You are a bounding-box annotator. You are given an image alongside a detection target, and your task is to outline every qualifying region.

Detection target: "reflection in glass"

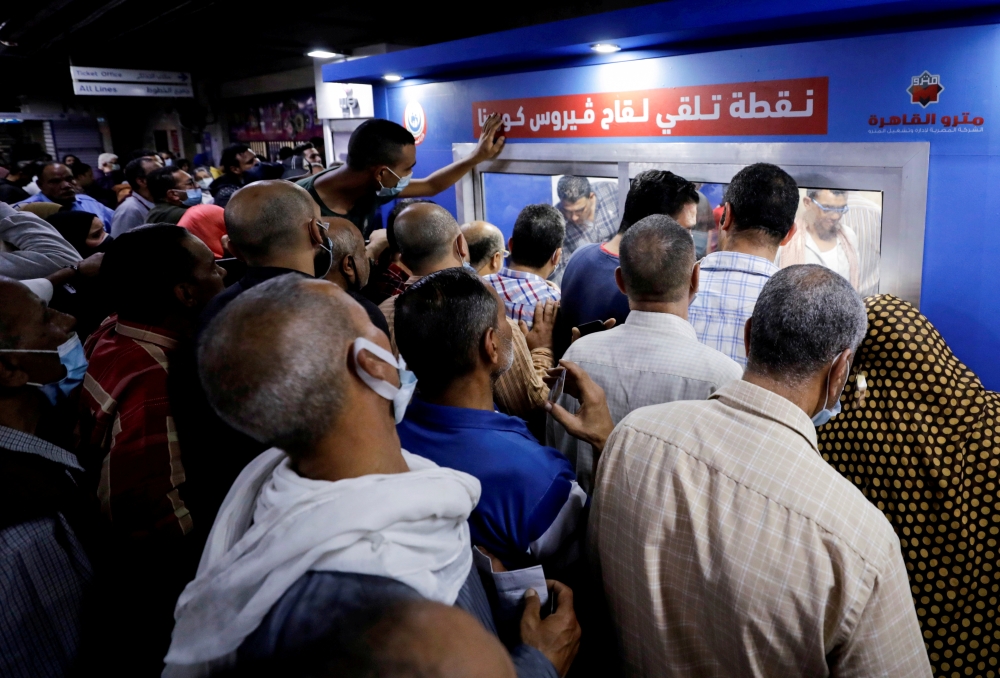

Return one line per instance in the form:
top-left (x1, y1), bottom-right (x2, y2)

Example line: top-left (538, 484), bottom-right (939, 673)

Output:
top-left (777, 188), bottom-right (883, 296)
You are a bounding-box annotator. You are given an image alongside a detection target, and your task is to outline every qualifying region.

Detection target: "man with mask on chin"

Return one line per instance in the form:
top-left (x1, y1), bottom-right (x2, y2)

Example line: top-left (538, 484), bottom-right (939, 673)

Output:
top-left (590, 265), bottom-right (930, 677)
top-left (0, 278), bottom-right (96, 678)
top-left (298, 115), bottom-right (506, 236)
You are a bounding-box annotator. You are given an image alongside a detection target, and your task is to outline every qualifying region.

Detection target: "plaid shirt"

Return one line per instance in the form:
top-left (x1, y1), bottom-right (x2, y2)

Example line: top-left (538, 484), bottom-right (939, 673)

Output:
top-left (551, 180), bottom-right (620, 285)
top-left (485, 267), bottom-right (561, 329)
top-left (590, 380), bottom-right (930, 677)
top-left (688, 251), bottom-right (778, 367)
top-left (79, 316), bottom-right (193, 540)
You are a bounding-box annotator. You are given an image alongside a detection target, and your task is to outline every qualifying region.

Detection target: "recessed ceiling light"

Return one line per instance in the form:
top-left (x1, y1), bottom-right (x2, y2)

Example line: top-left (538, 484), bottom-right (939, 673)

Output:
top-left (591, 43), bottom-right (621, 54)
top-left (383, 74), bottom-right (404, 82)
top-left (307, 50), bottom-right (340, 58)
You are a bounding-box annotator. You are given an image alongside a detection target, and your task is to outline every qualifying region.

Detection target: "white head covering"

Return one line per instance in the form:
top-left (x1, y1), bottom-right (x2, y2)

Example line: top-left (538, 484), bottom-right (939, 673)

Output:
top-left (163, 448), bottom-right (480, 673)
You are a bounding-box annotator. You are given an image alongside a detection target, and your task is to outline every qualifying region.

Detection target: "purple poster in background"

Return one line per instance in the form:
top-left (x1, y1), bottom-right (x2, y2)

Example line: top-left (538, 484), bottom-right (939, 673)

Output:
top-left (228, 91), bottom-right (324, 142)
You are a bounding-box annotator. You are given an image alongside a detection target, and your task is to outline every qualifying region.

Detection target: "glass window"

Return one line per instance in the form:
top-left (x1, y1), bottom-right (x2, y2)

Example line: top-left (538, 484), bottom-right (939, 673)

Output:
top-left (777, 188), bottom-right (883, 296)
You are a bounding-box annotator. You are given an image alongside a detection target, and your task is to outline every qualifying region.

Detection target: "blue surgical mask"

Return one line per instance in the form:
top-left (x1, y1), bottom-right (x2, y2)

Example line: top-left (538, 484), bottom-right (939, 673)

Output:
top-left (376, 167), bottom-right (412, 199)
top-left (182, 188), bottom-right (202, 207)
top-left (352, 337), bottom-right (417, 424)
top-left (0, 333), bottom-right (88, 406)
top-left (811, 361), bottom-right (844, 427)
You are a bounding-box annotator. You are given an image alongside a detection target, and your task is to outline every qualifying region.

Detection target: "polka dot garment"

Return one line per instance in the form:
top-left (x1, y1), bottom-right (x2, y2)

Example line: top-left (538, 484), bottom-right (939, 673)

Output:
top-left (819, 295), bottom-right (999, 677)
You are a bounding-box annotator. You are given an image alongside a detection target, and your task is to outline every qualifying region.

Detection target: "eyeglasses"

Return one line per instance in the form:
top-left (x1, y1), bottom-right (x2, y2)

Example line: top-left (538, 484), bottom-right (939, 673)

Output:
top-left (501, 249), bottom-right (511, 258)
top-left (809, 199), bottom-right (849, 215)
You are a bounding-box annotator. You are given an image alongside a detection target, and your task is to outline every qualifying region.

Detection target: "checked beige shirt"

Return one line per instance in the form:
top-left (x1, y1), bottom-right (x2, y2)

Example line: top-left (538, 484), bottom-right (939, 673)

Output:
top-left (590, 379), bottom-right (931, 678)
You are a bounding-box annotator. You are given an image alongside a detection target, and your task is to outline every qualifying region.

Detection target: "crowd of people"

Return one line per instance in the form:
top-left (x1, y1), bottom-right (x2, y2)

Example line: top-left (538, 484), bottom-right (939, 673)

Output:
top-left (1, 111), bottom-right (997, 678)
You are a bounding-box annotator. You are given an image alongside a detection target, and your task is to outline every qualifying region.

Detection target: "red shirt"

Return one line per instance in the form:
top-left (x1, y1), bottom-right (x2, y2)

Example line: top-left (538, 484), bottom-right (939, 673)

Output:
top-left (79, 316), bottom-right (193, 540)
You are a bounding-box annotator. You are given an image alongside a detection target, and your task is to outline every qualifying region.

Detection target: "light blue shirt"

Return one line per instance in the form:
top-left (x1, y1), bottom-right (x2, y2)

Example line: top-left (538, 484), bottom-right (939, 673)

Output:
top-left (16, 192), bottom-right (115, 232)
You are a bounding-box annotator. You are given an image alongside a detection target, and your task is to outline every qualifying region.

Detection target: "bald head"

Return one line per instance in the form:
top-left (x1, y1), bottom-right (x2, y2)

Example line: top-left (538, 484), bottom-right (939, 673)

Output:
top-left (394, 203), bottom-right (463, 275)
top-left (225, 180), bottom-right (318, 262)
top-left (198, 275), bottom-right (368, 458)
top-left (462, 221), bottom-right (505, 274)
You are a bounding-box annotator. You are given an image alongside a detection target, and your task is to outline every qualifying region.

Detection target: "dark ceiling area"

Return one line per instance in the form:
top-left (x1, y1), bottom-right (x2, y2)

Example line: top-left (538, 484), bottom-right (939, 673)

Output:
top-left (0, 0), bottom-right (661, 100)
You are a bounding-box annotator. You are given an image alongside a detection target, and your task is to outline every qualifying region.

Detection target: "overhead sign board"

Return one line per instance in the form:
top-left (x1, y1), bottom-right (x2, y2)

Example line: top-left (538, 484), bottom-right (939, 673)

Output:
top-left (72, 81), bottom-right (194, 98)
top-left (316, 82), bottom-right (374, 119)
top-left (69, 66), bottom-right (191, 84)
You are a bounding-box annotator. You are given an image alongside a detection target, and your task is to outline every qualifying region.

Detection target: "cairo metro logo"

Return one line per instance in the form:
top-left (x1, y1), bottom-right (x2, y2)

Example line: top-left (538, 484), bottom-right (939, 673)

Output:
top-left (907, 71), bottom-right (944, 108)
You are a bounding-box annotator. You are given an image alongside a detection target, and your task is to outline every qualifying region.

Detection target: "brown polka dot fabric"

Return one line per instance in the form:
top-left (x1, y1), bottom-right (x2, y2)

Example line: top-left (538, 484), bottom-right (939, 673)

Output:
top-left (818, 295), bottom-right (999, 677)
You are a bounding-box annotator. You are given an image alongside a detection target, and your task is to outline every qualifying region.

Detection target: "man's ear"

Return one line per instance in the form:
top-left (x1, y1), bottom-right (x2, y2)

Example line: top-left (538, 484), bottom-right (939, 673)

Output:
top-left (482, 326), bottom-right (500, 368)
top-left (340, 255), bottom-right (357, 285)
top-left (778, 221), bottom-right (798, 247)
top-left (743, 317), bottom-right (752, 358)
top-left (551, 247), bottom-right (562, 268)
top-left (174, 282), bottom-right (201, 309)
top-left (614, 267), bottom-right (627, 295)
top-left (830, 347), bottom-right (853, 400)
top-left (689, 260), bottom-right (700, 299)
top-left (352, 345), bottom-right (400, 387)
top-left (720, 202), bottom-right (734, 232)
top-left (456, 232), bottom-right (470, 262)
top-left (0, 357), bottom-right (30, 389)
top-left (307, 218), bottom-right (323, 248)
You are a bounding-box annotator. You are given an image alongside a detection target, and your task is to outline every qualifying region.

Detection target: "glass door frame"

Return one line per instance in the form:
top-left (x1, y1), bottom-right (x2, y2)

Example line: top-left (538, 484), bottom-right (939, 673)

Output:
top-left (454, 141), bottom-right (929, 306)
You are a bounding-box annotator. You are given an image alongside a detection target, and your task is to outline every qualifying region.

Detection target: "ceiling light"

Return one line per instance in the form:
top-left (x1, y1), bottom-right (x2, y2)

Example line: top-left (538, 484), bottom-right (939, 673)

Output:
top-left (591, 43), bottom-right (621, 54)
top-left (383, 74), bottom-right (403, 82)
top-left (307, 50), bottom-right (340, 59)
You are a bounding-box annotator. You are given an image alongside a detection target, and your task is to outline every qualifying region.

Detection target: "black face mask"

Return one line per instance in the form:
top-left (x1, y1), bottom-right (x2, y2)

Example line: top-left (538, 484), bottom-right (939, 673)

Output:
top-left (313, 234), bottom-right (333, 279)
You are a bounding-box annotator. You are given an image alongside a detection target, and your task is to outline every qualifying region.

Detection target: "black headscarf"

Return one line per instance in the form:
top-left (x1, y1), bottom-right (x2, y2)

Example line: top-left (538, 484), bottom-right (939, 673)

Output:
top-left (45, 210), bottom-right (112, 258)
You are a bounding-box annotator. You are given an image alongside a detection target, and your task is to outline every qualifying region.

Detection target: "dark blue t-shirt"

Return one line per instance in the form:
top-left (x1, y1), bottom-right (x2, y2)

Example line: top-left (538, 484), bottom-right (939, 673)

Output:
top-left (559, 243), bottom-right (631, 334)
top-left (397, 398), bottom-right (582, 569)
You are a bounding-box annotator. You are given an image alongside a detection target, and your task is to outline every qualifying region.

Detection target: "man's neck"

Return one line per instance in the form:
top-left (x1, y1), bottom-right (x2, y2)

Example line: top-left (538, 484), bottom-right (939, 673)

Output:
top-left (742, 369), bottom-right (824, 418)
top-left (295, 409), bottom-right (410, 482)
top-left (0, 390), bottom-right (44, 435)
top-left (248, 251), bottom-right (316, 277)
top-left (723, 233), bottom-right (779, 262)
top-left (409, 257), bottom-right (463, 278)
top-left (507, 262), bottom-right (551, 279)
top-left (806, 223), bottom-right (838, 251)
top-left (603, 233), bottom-right (622, 255)
top-left (423, 370), bottom-right (495, 412)
top-left (628, 298), bottom-right (689, 321)
top-left (136, 188), bottom-right (153, 201)
top-left (313, 166), bottom-right (373, 214)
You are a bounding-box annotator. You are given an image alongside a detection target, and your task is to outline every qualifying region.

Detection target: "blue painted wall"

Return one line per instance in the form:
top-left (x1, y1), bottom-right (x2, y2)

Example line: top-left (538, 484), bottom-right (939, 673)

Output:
top-left (380, 25), bottom-right (1000, 388)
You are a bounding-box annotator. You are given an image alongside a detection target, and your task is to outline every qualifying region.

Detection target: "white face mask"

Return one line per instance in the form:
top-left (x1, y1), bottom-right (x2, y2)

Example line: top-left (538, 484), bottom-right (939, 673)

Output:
top-left (352, 337), bottom-right (417, 424)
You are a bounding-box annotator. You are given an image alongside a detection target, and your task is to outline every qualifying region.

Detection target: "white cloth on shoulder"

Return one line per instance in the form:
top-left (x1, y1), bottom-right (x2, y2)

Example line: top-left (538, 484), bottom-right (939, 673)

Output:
top-left (163, 447), bottom-right (480, 673)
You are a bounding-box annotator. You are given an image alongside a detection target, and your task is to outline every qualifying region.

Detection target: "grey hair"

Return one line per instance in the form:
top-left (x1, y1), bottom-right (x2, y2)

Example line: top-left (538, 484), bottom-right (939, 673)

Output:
top-left (465, 226), bottom-right (505, 270)
top-left (224, 180), bottom-right (316, 261)
top-left (394, 204), bottom-right (460, 271)
top-left (747, 264), bottom-right (867, 383)
top-left (198, 274), bottom-right (357, 458)
top-left (619, 214), bottom-right (694, 302)
top-left (556, 176), bottom-right (592, 203)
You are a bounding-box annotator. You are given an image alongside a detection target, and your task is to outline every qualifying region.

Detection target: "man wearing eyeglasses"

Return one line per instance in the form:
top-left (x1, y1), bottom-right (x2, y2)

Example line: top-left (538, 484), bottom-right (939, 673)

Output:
top-left (778, 189), bottom-right (860, 288)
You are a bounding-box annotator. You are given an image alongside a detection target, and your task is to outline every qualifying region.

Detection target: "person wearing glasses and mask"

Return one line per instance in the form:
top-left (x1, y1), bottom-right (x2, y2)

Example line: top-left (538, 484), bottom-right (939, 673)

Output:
top-left (778, 188), bottom-right (860, 288)
top-left (297, 116), bottom-right (506, 238)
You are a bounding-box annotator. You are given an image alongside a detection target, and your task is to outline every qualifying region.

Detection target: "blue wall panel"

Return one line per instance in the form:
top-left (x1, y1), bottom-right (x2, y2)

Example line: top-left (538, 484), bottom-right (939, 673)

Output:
top-left (384, 25), bottom-right (1000, 387)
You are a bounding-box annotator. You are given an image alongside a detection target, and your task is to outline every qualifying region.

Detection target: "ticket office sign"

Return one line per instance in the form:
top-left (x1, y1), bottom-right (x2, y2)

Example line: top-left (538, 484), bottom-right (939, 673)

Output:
top-left (473, 77), bottom-right (828, 138)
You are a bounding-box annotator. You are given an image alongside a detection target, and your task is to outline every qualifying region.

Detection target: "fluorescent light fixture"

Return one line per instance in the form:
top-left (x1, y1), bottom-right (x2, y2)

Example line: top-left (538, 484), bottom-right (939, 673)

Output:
top-left (591, 43), bottom-right (621, 54)
top-left (383, 74), bottom-right (403, 82)
top-left (307, 50), bottom-right (340, 58)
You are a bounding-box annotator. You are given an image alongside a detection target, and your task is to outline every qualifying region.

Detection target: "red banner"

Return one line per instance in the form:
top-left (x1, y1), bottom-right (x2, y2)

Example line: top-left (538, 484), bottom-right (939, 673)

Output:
top-left (473, 77), bottom-right (827, 138)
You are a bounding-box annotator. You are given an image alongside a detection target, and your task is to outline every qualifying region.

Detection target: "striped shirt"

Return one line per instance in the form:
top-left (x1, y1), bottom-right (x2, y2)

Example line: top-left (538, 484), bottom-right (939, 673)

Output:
top-left (551, 180), bottom-right (620, 285)
top-left (590, 380), bottom-right (931, 677)
top-left (688, 251), bottom-right (778, 367)
top-left (79, 316), bottom-right (193, 540)
top-left (842, 194), bottom-right (882, 297)
top-left (485, 267), bottom-right (561, 329)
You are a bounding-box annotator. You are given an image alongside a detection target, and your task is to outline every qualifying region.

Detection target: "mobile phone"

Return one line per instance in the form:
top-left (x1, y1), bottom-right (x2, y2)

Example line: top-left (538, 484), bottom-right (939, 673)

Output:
top-left (575, 319), bottom-right (607, 338)
top-left (548, 367), bottom-right (566, 403)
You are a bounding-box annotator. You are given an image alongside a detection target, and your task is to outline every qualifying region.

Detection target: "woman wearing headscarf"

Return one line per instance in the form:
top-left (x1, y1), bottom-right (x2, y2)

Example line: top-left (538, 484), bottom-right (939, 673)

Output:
top-left (43, 210), bottom-right (114, 339)
top-left (819, 294), bottom-right (999, 678)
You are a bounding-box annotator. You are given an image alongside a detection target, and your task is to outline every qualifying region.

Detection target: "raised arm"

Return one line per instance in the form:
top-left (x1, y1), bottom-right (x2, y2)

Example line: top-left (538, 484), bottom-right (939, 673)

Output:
top-left (0, 203), bottom-right (81, 280)
top-left (400, 114), bottom-right (506, 197)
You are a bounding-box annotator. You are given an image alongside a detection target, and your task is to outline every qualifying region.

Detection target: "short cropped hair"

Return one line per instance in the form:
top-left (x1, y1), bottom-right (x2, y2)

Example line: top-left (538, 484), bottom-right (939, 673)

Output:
top-left (198, 275), bottom-right (357, 457)
top-left (620, 170), bottom-right (699, 234)
top-left (147, 166), bottom-right (184, 201)
top-left (395, 268), bottom-right (499, 397)
top-left (347, 119), bottom-right (414, 171)
top-left (747, 264), bottom-right (867, 383)
top-left (393, 204), bottom-right (460, 271)
top-left (224, 181), bottom-right (317, 260)
top-left (220, 144), bottom-right (252, 173)
top-left (70, 162), bottom-right (92, 178)
top-left (556, 176), bottom-right (592, 203)
top-left (386, 198), bottom-right (434, 254)
top-left (466, 227), bottom-right (504, 271)
top-left (724, 163), bottom-right (799, 243)
top-left (509, 204), bottom-right (565, 268)
top-left (124, 156), bottom-right (156, 190)
top-left (100, 224), bottom-right (198, 324)
top-left (619, 215), bottom-right (695, 302)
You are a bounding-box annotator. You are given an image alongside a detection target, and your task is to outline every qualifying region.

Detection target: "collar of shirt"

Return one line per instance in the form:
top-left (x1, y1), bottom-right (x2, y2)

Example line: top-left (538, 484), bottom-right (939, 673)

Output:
top-left (115, 319), bottom-right (181, 351)
top-left (131, 193), bottom-right (155, 210)
top-left (494, 266), bottom-right (548, 285)
top-left (0, 425), bottom-right (83, 471)
top-left (699, 251), bottom-right (779, 277)
top-left (622, 310), bottom-right (698, 341)
top-left (803, 231), bottom-right (840, 257)
top-left (242, 266), bottom-right (311, 288)
top-left (709, 380), bottom-right (819, 453)
top-left (403, 397), bottom-right (535, 439)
